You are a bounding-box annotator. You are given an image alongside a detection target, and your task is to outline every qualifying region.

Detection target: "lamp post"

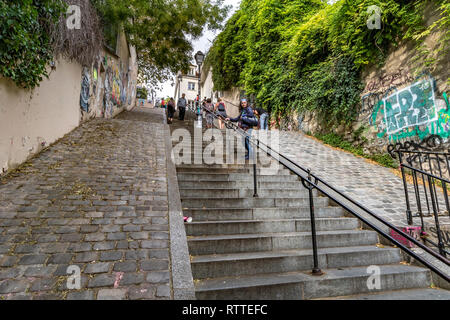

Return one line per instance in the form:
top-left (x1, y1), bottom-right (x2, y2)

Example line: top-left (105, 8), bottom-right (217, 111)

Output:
top-left (177, 74), bottom-right (182, 101)
top-left (194, 51), bottom-right (205, 127)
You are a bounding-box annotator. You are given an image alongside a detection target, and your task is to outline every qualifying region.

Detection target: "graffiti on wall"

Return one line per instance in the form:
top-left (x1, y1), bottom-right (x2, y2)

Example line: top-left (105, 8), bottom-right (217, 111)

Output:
top-left (381, 78), bottom-right (437, 135)
top-left (367, 74), bottom-right (450, 148)
top-left (79, 54), bottom-right (136, 119)
top-left (363, 68), bottom-right (415, 95)
top-left (103, 66), bottom-right (114, 117)
top-left (80, 67), bottom-right (90, 112)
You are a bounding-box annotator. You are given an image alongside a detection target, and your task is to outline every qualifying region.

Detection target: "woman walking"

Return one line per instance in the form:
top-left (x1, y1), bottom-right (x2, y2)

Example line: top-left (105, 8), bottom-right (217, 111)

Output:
top-left (167, 97), bottom-right (175, 124)
top-left (226, 98), bottom-right (258, 160)
top-left (204, 98), bottom-right (215, 129)
top-left (214, 98), bottom-right (228, 129)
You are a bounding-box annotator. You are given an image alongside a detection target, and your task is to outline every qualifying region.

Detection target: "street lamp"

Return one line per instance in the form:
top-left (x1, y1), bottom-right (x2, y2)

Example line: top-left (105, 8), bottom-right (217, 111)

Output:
top-left (177, 74), bottom-right (182, 101)
top-left (194, 51), bottom-right (205, 126)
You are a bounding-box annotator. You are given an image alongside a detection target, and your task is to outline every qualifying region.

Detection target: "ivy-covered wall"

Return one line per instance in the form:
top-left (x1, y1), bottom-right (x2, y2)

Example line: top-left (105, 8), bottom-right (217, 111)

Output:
top-left (205, 0), bottom-right (449, 159)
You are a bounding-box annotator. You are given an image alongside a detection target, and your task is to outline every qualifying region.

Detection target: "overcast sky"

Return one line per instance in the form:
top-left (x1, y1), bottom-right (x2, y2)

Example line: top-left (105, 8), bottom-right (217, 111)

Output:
top-left (155, 0), bottom-right (241, 99)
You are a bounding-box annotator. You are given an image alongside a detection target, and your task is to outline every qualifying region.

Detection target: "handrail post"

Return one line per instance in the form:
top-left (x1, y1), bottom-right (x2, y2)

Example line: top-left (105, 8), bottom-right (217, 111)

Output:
top-left (428, 175), bottom-right (447, 257)
top-left (253, 139), bottom-right (258, 198)
top-left (303, 169), bottom-right (322, 276)
top-left (398, 152), bottom-right (413, 225)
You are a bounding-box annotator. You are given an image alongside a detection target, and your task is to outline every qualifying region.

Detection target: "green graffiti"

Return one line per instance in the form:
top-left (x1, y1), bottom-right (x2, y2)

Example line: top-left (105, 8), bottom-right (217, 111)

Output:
top-left (370, 78), bottom-right (450, 142)
top-left (443, 92), bottom-right (449, 110)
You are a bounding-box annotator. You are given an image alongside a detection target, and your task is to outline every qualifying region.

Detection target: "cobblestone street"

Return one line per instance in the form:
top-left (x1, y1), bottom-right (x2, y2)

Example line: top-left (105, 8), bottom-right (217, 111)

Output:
top-left (0, 108), bottom-right (173, 300)
top-left (276, 130), bottom-right (450, 228)
top-left (274, 130), bottom-right (450, 281)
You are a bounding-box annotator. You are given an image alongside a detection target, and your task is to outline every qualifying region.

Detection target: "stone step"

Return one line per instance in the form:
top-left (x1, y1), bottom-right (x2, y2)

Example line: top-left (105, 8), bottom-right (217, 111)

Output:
top-left (176, 167), bottom-right (291, 175)
top-left (191, 246), bottom-right (403, 279)
top-left (179, 188), bottom-right (317, 199)
top-left (172, 142), bottom-right (248, 149)
top-left (327, 288), bottom-right (450, 300)
top-left (180, 197), bottom-right (330, 209)
top-left (177, 173), bottom-right (299, 182)
top-left (194, 265), bottom-right (431, 300)
top-left (178, 180), bottom-right (304, 189)
top-left (187, 230), bottom-right (379, 255)
top-left (182, 207), bottom-right (346, 221)
top-left (185, 217), bottom-right (360, 236)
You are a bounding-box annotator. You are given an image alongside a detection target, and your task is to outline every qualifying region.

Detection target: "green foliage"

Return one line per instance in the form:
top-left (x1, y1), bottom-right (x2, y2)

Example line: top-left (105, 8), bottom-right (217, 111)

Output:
top-left (207, 0), bottom-right (448, 125)
top-left (315, 132), bottom-right (397, 168)
top-left (136, 87), bottom-right (148, 99)
top-left (92, 0), bottom-right (231, 90)
top-left (0, 0), bottom-right (65, 89)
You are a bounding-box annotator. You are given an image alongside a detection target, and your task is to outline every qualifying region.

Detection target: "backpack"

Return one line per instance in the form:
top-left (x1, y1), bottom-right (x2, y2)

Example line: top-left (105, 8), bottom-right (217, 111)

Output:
top-left (241, 114), bottom-right (258, 127)
top-left (218, 103), bottom-right (225, 112)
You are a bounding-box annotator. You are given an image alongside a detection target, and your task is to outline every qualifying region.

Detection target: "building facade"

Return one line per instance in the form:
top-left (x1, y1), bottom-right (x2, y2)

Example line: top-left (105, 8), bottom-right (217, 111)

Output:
top-left (174, 64), bottom-right (201, 107)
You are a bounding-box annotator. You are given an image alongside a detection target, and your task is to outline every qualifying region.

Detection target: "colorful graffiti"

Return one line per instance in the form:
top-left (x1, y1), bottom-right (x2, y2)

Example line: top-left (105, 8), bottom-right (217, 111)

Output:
top-left (103, 66), bottom-right (114, 117)
top-left (79, 54), bottom-right (135, 118)
top-left (370, 75), bottom-right (450, 144)
top-left (80, 67), bottom-right (90, 112)
top-left (384, 78), bottom-right (436, 134)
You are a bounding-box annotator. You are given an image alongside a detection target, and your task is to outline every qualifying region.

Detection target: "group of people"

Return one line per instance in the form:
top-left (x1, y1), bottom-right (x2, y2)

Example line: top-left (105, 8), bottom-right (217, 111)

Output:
top-left (163, 94), bottom-right (188, 124)
top-left (202, 97), bottom-right (268, 131)
top-left (163, 94), bottom-right (269, 161)
top-left (203, 97), bottom-right (269, 160)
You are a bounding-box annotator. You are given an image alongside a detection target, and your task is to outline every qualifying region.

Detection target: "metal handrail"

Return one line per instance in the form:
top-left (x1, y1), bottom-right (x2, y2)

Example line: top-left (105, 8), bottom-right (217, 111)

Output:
top-left (194, 106), bottom-right (450, 282)
top-left (401, 163), bottom-right (450, 184)
top-left (395, 150), bottom-right (450, 156)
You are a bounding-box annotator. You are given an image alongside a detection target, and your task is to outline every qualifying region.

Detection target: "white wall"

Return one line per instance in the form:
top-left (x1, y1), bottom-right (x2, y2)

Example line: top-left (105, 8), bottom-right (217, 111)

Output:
top-left (176, 76), bottom-right (199, 104)
top-left (0, 59), bottom-right (82, 173)
top-left (0, 33), bottom-right (138, 174)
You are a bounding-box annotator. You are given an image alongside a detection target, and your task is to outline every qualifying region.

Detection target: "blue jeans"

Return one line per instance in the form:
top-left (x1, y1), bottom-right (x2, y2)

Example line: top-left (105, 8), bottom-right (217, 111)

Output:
top-left (244, 129), bottom-right (253, 160)
top-left (260, 113), bottom-right (268, 130)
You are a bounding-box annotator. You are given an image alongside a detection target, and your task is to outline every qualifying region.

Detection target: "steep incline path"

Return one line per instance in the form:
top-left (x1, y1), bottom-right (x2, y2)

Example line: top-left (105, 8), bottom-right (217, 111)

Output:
top-left (171, 113), bottom-right (450, 299)
top-left (277, 130), bottom-right (450, 228)
top-left (0, 107), bottom-right (174, 300)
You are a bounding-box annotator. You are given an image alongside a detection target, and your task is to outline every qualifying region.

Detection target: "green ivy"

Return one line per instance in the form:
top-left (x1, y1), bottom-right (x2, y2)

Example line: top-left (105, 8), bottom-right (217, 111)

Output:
top-left (207, 0), bottom-right (448, 125)
top-left (0, 0), bottom-right (65, 89)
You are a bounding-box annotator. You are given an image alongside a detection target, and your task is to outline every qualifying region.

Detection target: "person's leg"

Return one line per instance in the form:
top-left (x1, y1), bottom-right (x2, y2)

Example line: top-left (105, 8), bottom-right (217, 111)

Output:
top-left (247, 129), bottom-right (253, 160)
top-left (244, 134), bottom-right (249, 160)
top-left (260, 114), bottom-right (268, 130)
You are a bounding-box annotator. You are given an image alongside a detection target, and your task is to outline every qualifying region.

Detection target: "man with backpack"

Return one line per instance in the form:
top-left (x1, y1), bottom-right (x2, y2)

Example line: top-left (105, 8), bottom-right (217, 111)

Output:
top-left (226, 98), bottom-right (258, 161)
top-left (214, 98), bottom-right (228, 129)
top-left (177, 93), bottom-right (187, 121)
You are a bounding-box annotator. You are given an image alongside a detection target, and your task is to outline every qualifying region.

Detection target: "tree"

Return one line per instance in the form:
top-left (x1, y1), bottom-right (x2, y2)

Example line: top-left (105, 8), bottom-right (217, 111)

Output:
top-left (91, 0), bottom-right (231, 90)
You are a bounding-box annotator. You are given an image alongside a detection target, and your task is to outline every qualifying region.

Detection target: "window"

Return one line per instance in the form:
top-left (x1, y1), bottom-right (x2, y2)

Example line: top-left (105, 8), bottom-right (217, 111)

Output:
top-left (188, 82), bottom-right (196, 91)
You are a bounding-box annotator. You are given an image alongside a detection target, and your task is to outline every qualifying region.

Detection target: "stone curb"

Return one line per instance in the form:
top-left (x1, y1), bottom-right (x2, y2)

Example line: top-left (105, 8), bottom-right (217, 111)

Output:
top-left (162, 109), bottom-right (196, 300)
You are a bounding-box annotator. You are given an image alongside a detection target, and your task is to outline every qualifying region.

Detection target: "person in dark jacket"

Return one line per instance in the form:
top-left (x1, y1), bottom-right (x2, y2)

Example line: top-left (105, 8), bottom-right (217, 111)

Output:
top-left (226, 99), bottom-right (257, 160)
top-left (167, 98), bottom-right (175, 124)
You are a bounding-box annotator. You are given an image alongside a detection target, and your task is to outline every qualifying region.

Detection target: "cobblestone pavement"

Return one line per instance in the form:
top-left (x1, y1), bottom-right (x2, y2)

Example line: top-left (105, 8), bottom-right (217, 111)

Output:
top-left (0, 108), bottom-right (172, 300)
top-left (274, 130), bottom-right (450, 229)
top-left (272, 129), bottom-right (449, 280)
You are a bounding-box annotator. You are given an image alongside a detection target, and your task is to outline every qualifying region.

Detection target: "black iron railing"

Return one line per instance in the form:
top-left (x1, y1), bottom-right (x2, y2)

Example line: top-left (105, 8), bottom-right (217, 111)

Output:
top-left (190, 106), bottom-right (450, 282)
top-left (396, 150), bottom-right (450, 258)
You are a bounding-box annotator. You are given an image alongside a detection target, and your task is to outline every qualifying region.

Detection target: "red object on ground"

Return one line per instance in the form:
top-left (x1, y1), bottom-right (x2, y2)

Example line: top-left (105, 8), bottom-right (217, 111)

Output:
top-left (390, 226), bottom-right (422, 248)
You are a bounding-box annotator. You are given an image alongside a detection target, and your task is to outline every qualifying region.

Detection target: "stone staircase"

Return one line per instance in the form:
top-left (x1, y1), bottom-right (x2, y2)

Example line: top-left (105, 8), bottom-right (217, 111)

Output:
top-left (169, 116), bottom-right (450, 300)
